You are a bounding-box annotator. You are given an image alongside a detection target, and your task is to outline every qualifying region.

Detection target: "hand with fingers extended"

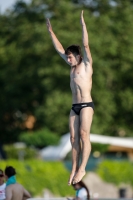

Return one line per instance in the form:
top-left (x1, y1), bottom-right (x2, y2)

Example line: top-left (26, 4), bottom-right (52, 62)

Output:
top-left (46, 18), bottom-right (53, 33)
top-left (80, 10), bottom-right (85, 26)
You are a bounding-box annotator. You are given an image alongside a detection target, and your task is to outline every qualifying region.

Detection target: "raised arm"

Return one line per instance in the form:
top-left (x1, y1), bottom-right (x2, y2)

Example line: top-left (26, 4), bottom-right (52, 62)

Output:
top-left (80, 10), bottom-right (92, 66)
top-left (46, 18), bottom-right (67, 63)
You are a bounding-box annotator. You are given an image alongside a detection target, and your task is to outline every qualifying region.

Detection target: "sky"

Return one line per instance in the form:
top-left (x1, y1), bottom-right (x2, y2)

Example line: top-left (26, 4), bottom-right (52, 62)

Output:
top-left (0, 0), bottom-right (30, 13)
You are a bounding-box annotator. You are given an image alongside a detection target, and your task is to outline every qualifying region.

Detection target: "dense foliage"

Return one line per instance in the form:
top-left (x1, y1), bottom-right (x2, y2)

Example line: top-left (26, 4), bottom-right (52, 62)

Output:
top-left (0, 159), bottom-right (74, 197)
top-left (3, 145), bottom-right (37, 159)
top-left (91, 143), bottom-right (109, 153)
top-left (1, 159), bottom-right (132, 197)
top-left (19, 128), bottom-right (60, 148)
top-left (97, 160), bottom-right (133, 186)
top-left (0, 0), bottom-right (133, 144)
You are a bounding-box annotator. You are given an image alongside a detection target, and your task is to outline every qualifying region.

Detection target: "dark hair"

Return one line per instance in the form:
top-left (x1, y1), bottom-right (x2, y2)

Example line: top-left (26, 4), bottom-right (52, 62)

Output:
top-left (72, 180), bottom-right (90, 200)
top-left (65, 45), bottom-right (82, 57)
top-left (5, 166), bottom-right (16, 178)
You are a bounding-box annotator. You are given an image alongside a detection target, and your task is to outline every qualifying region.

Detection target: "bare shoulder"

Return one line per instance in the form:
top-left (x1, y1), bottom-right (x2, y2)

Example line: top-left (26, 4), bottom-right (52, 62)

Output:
top-left (13, 183), bottom-right (22, 187)
top-left (7, 183), bottom-right (23, 190)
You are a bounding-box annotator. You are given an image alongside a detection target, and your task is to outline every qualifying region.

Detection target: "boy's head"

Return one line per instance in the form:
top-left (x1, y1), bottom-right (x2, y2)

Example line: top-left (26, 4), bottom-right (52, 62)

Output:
top-left (5, 166), bottom-right (16, 178)
top-left (65, 45), bottom-right (82, 57)
top-left (65, 45), bottom-right (82, 66)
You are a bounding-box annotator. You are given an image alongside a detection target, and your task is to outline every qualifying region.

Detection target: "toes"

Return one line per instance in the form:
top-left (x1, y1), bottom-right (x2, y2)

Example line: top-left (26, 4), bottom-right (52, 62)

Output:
top-left (72, 171), bottom-right (86, 184)
top-left (73, 179), bottom-right (78, 184)
top-left (68, 172), bottom-right (76, 185)
top-left (68, 177), bottom-right (73, 185)
top-left (68, 180), bottom-right (71, 185)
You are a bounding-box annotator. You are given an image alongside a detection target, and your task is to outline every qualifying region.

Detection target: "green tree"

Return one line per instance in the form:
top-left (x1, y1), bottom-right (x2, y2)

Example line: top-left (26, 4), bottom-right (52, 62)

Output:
top-left (0, 0), bottom-right (133, 144)
top-left (19, 128), bottom-right (60, 148)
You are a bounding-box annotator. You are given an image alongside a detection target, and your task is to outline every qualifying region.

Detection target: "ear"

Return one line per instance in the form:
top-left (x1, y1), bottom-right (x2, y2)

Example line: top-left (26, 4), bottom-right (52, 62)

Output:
top-left (76, 55), bottom-right (80, 60)
top-left (77, 55), bottom-right (82, 64)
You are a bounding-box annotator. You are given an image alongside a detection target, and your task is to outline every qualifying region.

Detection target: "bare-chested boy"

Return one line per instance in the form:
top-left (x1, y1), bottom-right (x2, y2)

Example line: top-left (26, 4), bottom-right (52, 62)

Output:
top-left (46, 10), bottom-right (94, 185)
top-left (5, 166), bottom-right (31, 200)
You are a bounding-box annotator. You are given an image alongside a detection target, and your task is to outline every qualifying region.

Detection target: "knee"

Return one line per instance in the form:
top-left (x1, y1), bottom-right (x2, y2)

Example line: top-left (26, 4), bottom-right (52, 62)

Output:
top-left (80, 129), bottom-right (89, 141)
top-left (70, 136), bottom-right (74, 144)
top-left (70, 136), bottom-right (78, 146)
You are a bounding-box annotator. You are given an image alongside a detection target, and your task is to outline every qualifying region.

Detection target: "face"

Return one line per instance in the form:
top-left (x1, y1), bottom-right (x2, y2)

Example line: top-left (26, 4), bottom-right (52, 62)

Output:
top-left (0, 174), bottom-right (5, 185)
top-left (72, 183), bottom-right (81, 190)
top-left (66, 53), bottom-right (80, 66)
top-left (4, 174), bottom-right (8, 181)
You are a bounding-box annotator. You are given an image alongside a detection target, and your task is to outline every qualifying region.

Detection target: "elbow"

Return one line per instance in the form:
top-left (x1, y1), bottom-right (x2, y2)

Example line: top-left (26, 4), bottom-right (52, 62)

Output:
top-left (83, 44), bottom-right (89, 48)
top-left (28, 193), bottom-right (32, 198)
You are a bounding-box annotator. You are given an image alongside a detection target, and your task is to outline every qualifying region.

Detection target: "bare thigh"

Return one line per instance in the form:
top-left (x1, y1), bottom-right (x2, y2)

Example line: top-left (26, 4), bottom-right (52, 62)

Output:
top-left (80, 107), bottom-right (94, 134)
top-left (69, 110), bottom-right (80, 142)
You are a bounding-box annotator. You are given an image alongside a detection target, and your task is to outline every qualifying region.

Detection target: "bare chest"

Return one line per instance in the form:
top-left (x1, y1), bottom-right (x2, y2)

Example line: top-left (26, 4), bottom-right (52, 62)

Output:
top-left (70, 65), bottom-right (89, 80)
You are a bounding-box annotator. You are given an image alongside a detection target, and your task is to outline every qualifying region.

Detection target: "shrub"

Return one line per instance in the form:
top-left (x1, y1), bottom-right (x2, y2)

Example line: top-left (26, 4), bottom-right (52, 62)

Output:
top-left (4, 145), bottom-right (37, 159)
top-left (0, 160), bottom-right (73, 197)
top-left (19, 128), bottom-right (60, 148)
top-left (97, 160), bottom-right (133, 186)
top-left (91, 143), bottom-right (109, 153)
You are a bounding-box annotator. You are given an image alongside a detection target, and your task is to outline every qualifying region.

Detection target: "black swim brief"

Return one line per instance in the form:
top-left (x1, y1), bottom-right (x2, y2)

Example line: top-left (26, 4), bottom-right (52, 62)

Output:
top-left (71, 102), bottom-right (94, 115)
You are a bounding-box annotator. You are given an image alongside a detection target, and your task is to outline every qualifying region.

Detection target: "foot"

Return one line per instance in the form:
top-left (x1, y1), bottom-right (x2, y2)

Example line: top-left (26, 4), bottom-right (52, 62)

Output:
top-left (72, 169), bottom-right (86, 184)
top-left (68, 171), bottom-right (76, 185)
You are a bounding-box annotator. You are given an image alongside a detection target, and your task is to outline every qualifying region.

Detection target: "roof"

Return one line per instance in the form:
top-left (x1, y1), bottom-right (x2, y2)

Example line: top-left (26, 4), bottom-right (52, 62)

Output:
top-left (90, 134), bottom-right (133, 148)
top-left (40, 133), bottom-right (133, 160)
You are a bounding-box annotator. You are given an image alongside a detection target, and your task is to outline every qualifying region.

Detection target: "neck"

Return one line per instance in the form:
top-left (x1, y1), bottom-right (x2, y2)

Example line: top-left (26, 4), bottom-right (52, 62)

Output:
top-left (6, 175), bottom-right (16, 186)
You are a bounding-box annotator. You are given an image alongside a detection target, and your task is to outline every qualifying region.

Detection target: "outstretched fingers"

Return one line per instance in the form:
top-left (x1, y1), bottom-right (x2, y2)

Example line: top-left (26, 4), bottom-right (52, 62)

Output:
top-left (46, 18), bottom-right (52, 32)
top-left (80, 10), bottom-right (85, 25)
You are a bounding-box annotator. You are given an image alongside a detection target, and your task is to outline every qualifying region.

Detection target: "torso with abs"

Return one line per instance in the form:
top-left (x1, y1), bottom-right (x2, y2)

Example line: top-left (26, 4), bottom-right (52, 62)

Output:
top-left (70, 61), bottom-right (93, 104)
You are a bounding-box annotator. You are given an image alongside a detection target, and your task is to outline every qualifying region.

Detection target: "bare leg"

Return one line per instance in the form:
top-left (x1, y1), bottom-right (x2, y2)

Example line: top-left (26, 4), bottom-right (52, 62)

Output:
top-left (68, 110), bottom-right (80, 185)
top-left (73, 107), bottom-right (93, 184)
